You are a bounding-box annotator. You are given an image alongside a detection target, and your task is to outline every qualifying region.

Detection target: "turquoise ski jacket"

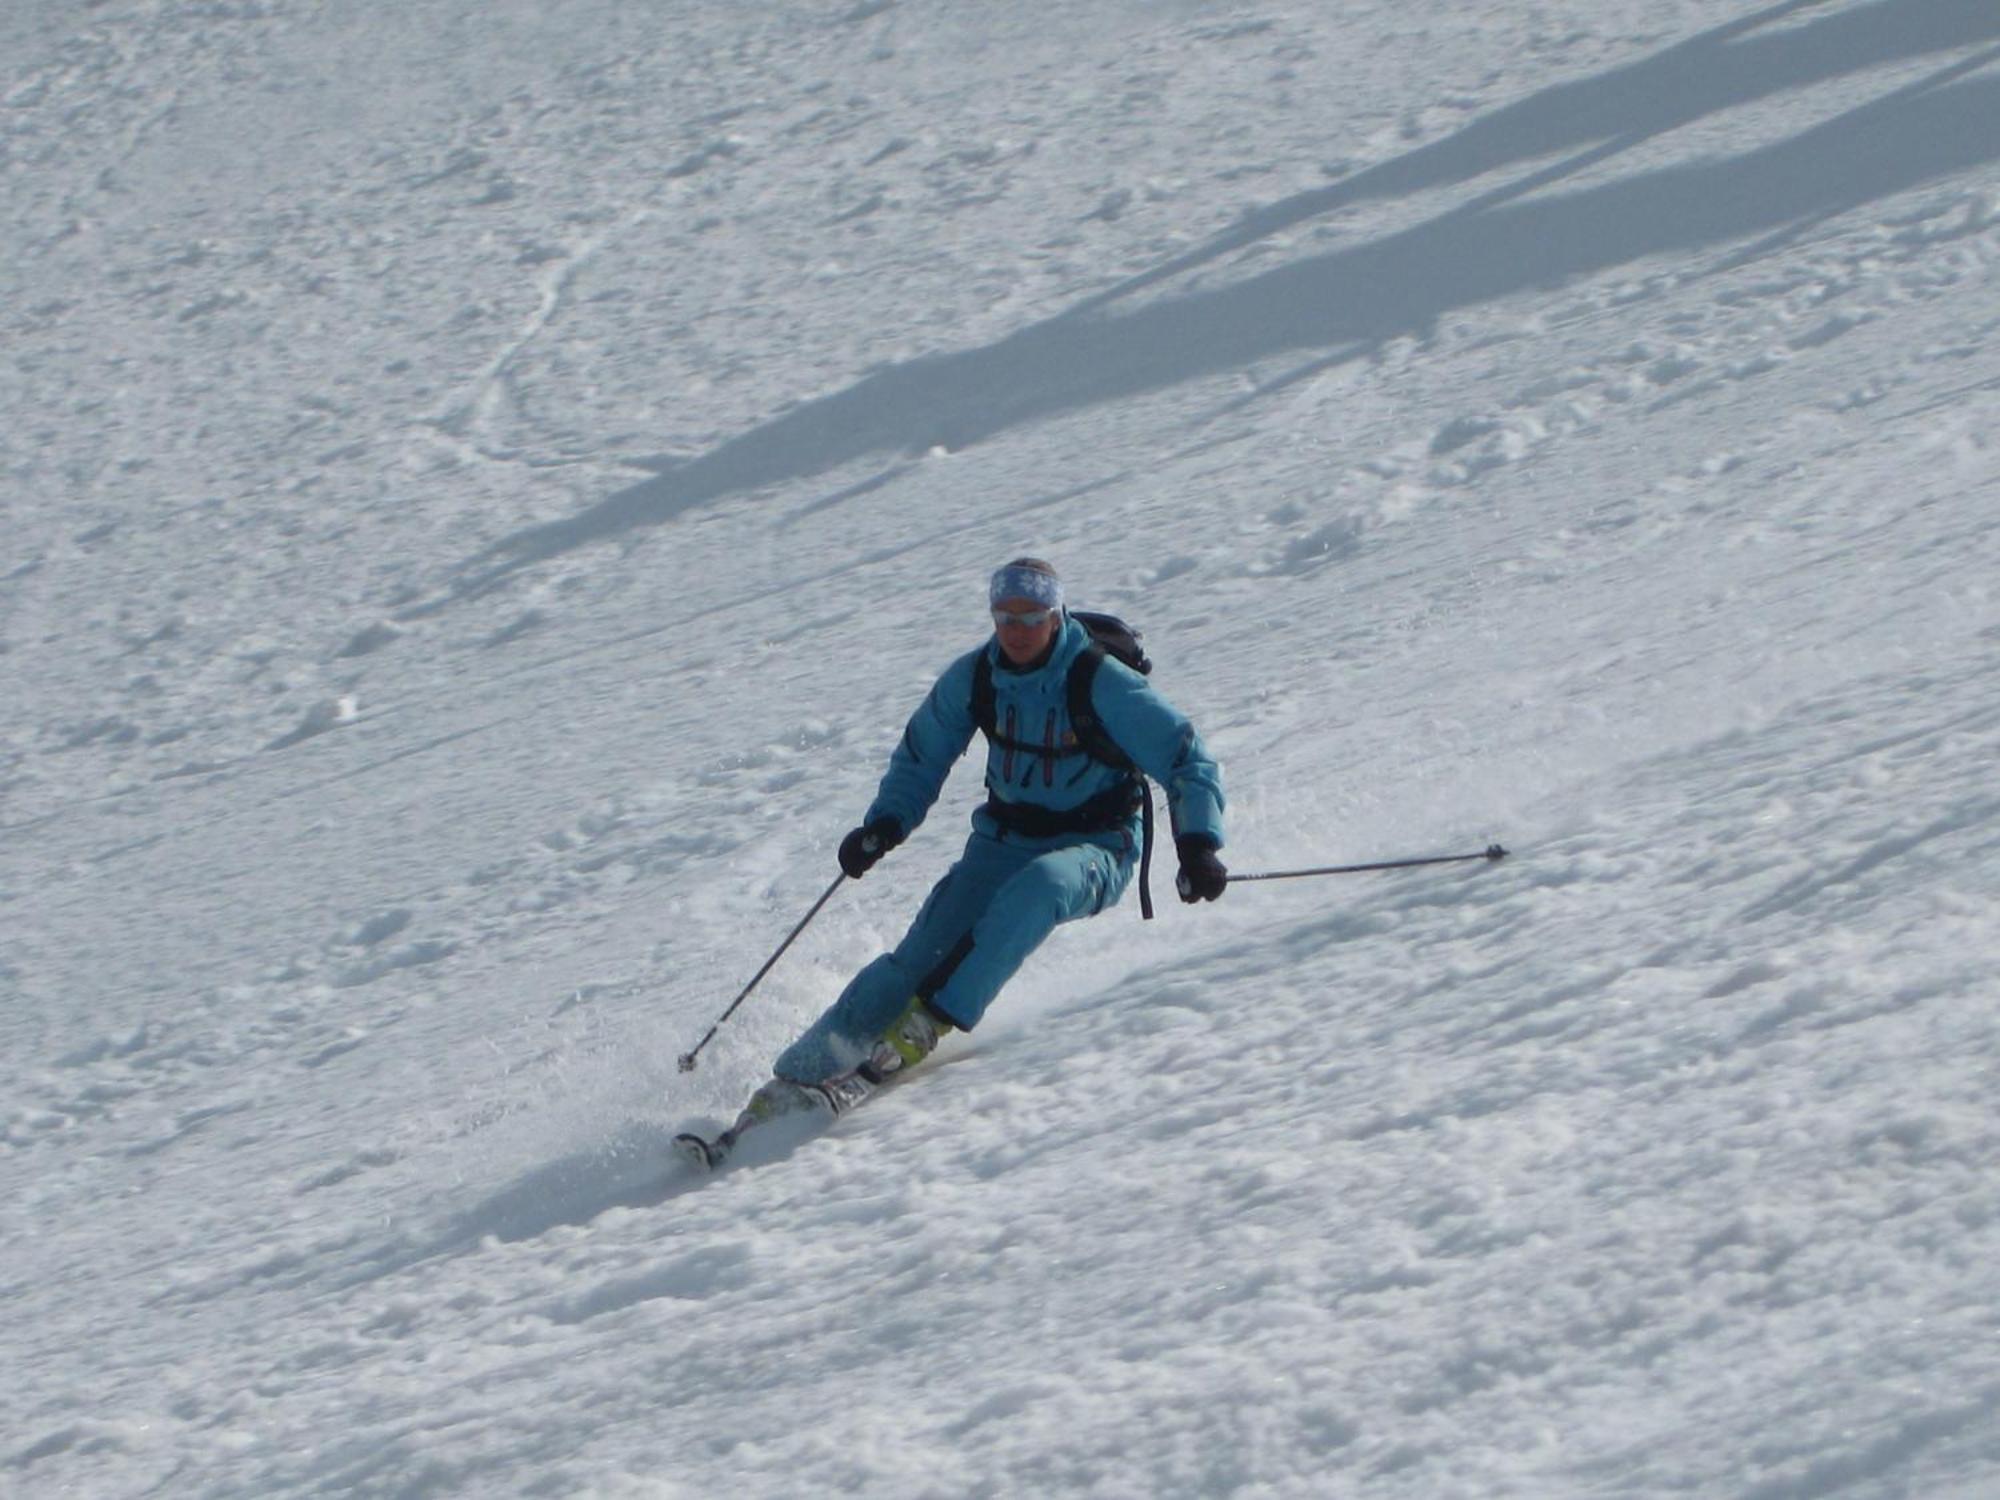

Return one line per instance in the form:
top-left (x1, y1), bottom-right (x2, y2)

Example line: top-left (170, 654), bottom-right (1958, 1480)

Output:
top-left (864, 614), bottom-right (1226, 852)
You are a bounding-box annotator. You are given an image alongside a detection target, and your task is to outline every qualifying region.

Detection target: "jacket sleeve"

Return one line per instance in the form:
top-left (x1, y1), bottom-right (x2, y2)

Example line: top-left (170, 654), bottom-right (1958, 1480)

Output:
top-left (864, 649), bottom-right (981, 837)
top-left (1089, 661), bottom-right (1227, 847)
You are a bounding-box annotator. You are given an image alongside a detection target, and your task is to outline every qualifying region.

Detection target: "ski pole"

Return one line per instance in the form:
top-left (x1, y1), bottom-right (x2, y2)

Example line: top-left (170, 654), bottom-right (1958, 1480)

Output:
top-left (1230, 843), bottom-right (1509, 883)
top-left (677, 871), bottom-right (848, 1072)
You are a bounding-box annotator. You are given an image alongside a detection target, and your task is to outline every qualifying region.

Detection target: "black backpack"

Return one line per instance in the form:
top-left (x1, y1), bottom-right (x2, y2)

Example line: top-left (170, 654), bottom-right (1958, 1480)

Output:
top-left (969, 611), bottom-right (1164, 918)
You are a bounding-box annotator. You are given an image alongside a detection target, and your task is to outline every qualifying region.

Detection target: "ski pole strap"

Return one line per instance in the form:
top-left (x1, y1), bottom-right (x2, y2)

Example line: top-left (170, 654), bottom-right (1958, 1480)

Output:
top-left (1231, 844), bottom-right (1508, 883)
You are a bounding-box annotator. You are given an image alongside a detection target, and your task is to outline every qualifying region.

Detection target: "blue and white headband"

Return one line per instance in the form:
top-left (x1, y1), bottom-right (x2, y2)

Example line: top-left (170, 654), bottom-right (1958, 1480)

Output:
top-left (989, 559), bottom-right (1064, 611)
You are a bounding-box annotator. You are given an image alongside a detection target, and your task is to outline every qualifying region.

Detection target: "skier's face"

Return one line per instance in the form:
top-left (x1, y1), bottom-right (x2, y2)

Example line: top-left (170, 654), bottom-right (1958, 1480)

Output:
top-left (992, 597), bottom-right (1060, 665)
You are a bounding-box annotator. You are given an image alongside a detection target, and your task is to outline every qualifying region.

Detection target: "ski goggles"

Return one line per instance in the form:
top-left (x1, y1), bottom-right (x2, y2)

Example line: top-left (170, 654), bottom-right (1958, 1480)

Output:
top-left (992, 606), bottom-right (1058, 628)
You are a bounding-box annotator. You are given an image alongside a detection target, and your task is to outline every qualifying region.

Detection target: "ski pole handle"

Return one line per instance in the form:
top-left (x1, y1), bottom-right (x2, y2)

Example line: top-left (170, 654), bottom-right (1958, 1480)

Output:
top-left (1231, 844), bottom-right (1508, 883)
top-left (678, 871), bottom-right (848, 1072)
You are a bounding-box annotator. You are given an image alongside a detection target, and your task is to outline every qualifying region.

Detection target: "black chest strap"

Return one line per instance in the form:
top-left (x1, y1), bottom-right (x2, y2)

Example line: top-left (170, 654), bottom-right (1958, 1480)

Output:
top-left (971, 646), bottom-right (1157, 919)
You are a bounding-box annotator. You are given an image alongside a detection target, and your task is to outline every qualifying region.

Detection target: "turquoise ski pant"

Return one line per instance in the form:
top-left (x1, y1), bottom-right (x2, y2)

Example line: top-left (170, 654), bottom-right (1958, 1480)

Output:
top-left (773, 827), bottom-right (1135, 1084)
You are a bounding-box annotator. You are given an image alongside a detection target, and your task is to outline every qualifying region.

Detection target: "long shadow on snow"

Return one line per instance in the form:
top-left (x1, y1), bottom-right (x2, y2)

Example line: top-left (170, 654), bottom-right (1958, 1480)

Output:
top-left (332, 1122), bottom-right (710, 1289)
top-left (453, 31), bottom-right (2000, 597)
top-left (334, 1098), bottom-right (890, 1290)
top-left (1069, 0), bottom-right (2000, 316)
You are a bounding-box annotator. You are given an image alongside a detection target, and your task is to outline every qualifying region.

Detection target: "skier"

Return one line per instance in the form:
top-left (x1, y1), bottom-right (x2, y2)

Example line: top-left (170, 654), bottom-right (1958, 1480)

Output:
top-left (732, 557), bottom-right (1228, 1131)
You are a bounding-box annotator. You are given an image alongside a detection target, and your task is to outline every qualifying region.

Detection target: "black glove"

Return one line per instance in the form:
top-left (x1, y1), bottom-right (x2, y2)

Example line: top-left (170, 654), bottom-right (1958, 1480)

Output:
top-left (1175, 834), bottom-right (1228, 903)
top-left (838, 817), bottom-right (905, 879)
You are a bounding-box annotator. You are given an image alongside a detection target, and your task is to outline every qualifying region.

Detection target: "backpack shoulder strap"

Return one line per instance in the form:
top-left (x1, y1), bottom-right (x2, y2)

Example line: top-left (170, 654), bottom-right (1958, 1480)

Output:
top-left (970, 648), bottom-right (997, 739)
top-left (1067, 644), bottom-right (1158, 919)
top-left (1065, 644), bottom-right (1133, 771)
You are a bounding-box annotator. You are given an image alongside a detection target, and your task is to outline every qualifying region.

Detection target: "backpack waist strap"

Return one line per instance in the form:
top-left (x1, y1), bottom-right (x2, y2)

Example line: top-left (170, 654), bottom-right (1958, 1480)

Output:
top-left (982, 778), bottom-right (1142, 838)
top-left (982, 779), bottom-right (1158, 920)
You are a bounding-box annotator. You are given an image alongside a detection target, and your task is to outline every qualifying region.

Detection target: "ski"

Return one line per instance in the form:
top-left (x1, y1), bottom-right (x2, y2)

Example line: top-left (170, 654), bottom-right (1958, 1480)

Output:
top-left (675, 1066), bottom-right (887, 1174)
top-left (672, 1131), bottom-right (728, 1171)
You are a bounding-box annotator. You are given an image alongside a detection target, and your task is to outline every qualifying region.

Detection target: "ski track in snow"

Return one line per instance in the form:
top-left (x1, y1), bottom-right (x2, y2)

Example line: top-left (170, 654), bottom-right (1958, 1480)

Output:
top-left (6, 1), bottom-right (2000, 1496)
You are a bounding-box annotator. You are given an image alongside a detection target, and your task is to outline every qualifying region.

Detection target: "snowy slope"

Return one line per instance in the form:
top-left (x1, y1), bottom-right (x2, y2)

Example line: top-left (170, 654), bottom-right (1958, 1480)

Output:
top-left (6, 1), bottom-right (2000, 1495)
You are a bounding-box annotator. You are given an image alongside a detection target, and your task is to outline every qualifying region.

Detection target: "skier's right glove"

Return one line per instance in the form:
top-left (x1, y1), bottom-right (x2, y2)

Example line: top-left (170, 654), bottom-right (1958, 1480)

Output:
top-left (838, 817), bottom-right (905, 879)
top-left (1175, 834), bottom-right (1229, 903)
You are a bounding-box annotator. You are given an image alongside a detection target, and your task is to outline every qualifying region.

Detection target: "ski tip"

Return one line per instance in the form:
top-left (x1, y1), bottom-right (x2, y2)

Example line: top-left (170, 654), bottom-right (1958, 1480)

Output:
top-left (673, 1132), bottom-right (721, 1172)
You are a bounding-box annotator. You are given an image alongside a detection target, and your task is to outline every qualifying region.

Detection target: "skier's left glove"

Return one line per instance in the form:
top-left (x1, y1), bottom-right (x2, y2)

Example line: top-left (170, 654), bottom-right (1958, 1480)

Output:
top-left (1175, 834), bottom-right (1228, 903)
top-left (839, 817), bottom-right (905, 879)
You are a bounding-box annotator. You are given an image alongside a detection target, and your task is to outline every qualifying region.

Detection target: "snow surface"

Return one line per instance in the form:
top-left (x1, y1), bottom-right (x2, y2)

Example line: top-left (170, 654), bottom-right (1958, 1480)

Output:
top-left (6, 1), bottom-right (2000, 1495)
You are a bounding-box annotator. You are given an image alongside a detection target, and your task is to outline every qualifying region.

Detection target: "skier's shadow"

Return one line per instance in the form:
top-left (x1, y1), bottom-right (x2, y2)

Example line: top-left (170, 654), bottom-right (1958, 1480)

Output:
top-left (351, 1098), bottom-right (868, 1287)
top-left (450, 0), bottom-right (2000, 598)
top-left (334, 1123), bottom-right (711, 1289)
top-left (434, 1124), bottom-right (711, 1242)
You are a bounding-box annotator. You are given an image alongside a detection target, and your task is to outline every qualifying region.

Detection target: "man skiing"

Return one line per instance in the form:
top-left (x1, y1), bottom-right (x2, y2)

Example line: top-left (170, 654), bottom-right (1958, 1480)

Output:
top-left (710, 557), bottom-right (1227, 1146)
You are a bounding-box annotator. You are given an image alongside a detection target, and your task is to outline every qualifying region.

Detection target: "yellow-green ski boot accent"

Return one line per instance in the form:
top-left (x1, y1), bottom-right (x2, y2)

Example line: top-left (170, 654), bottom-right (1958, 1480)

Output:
top-left (868, 995), bottom-right (955, 1077)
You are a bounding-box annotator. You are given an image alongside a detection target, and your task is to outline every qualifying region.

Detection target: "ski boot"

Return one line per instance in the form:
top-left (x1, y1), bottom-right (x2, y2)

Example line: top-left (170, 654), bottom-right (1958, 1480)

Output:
top-left (803, 997), bottom-right (956, 1122)
top-left (861, 994), bottom-right (955, 1080)
top-left (675, 1001), bottom-right (956, 1172)
top-left (674, 1077), bottom-right (824, 1171)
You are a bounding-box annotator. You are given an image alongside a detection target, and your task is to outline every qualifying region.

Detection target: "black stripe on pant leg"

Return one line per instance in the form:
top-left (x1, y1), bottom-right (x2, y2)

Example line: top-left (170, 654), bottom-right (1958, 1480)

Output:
top-left (916, 933), bottom-right (975, 1005)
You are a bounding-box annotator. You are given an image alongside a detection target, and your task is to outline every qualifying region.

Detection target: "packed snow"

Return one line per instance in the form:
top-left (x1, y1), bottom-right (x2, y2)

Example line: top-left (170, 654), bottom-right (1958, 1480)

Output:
top-left (5, 1), bottom-right (1999, 1496)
